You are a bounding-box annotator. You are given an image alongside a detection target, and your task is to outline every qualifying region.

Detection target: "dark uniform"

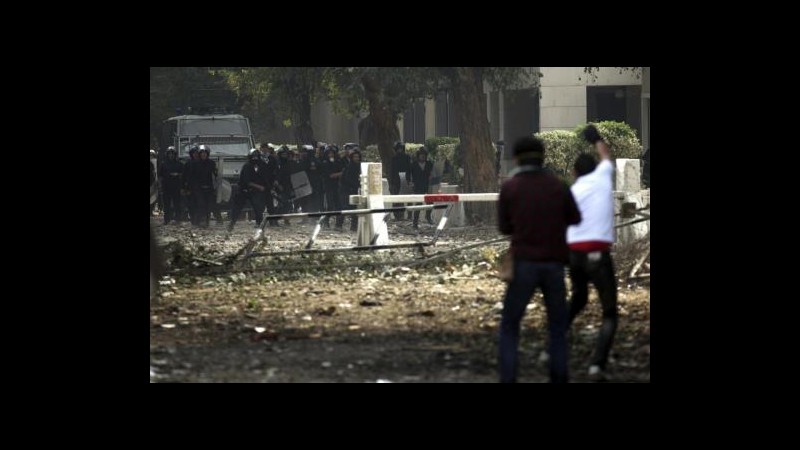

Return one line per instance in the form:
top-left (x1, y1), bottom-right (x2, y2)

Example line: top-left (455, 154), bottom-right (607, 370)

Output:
top-left (182, 147), bottom-right (199, 223)
top-left (150, 159), bottom-right (156, 217)
top-left (389, 141), bottom-right (411, 220)
top-left (321, 147), bottom-right (344, 229)
top-left (159, 147), bottom-right (183, 224)
top-left (275, 147), bottom-right (296, 218)
top-left (186, 149), bottom-right (217, 227)
top-left (408, 149), bottom-right (434, 228)
top-left (228, 149), bottom-right (270, 230)
top-left (259, 145), bottom-right (280, 225)
top-left (339, 150), bottom-right (362, 231)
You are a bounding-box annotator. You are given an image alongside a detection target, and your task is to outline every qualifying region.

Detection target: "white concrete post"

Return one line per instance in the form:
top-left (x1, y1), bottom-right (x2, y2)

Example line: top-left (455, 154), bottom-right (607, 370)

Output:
top-left (433, 184), bottom-right (466, 227)
top-left (357, 163), bottom-right (388, 246)
top-left (615, 158), bottom-right (641, 193)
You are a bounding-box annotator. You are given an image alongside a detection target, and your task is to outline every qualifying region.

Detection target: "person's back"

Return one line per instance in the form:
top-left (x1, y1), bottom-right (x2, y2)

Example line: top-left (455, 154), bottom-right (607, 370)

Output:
top-left (496, 136), bottom-right (581, 384)
top-left (390, 142), bottom-right (410, 178)
top-left (500, 168), bottom-right (579, 263)
top-left (567, 156), bottom-right (614, 247)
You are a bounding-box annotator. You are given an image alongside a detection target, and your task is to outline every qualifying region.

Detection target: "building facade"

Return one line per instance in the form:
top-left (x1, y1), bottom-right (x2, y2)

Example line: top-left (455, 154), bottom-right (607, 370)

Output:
top-left (306, 67), bottom-right (649, 148)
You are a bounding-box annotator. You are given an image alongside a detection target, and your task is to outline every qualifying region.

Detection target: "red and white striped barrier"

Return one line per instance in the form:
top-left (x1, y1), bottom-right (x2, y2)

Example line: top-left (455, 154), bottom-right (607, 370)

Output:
top-left (379, 193), bottom-right (499, 203)
top-left (348, 163), bottom-right (501, 246)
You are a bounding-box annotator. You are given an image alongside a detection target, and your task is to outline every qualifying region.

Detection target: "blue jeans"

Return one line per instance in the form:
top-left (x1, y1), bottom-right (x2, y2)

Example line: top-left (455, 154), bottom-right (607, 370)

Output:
top-left (499, 259), bottom-right (569, 383)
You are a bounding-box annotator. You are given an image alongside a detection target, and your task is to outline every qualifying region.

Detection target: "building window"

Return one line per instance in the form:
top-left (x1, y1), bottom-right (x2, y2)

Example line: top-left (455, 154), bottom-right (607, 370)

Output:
top-left (434, 91), bottom-right (460, 138)
top-left (403, 102), bottom-right (426, 143)
top-left (586, 85), bottom-right (642, 138)
top-left (503, 88), bottom-right (540, 143)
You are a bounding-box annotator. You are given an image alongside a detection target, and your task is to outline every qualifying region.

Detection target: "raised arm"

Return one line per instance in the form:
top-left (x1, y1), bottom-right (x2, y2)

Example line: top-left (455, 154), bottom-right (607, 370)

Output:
top-left (582, 124), bottom-right (611, 161)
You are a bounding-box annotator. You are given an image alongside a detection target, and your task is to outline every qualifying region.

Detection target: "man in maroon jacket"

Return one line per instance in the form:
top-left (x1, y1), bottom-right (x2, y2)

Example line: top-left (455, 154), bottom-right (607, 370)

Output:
top-left (497, 136), bottom-right (581, 383)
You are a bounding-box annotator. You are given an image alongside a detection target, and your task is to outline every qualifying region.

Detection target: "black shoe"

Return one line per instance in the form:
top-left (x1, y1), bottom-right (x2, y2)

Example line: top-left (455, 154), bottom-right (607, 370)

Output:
top-left (427, 218), bottom-right (434, 225)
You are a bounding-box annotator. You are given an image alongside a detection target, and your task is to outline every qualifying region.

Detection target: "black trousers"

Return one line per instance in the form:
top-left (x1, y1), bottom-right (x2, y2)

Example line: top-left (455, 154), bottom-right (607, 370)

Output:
top-left (323, 187), bottom-right (343, 227)
top-left (389, 176), bottom-right (405, 220)
top-left (191, 188), bottom-right (215, 226)
top-left (229, 190), bottom-right (267, 226)
top-left (568, 250), bottom-right (618, 370)
top-left (162, 186), bottom-right (181, 224)
top-left (411, 188), bottom-right (431, 225)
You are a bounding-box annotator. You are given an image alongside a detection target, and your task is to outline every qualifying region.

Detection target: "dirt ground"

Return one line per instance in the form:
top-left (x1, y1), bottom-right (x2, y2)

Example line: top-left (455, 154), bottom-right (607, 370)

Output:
top-left (150, 217), bottom-right (650, 383)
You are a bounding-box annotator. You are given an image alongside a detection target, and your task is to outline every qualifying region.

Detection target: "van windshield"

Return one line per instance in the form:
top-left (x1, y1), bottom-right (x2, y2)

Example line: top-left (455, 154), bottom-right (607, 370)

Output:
top-left (179, 116), bottom-right (250, 136)
top-left (180, 137), bottom-right (251, 157)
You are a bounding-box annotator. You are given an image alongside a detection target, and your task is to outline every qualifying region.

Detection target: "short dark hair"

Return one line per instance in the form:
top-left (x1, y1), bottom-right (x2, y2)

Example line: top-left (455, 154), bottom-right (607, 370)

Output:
top-left (512, 136), bottom-right (545, 166)
top-left (574, 153), bottom-right (597, 177)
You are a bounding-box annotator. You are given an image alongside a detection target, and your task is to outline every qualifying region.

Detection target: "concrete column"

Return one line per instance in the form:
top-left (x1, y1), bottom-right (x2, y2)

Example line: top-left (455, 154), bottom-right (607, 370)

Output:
top-left (615, 158), bottom-right (641, 192)
top-left (498, 91), bottom-right (505, 142)
top-left (357, 162), bottom-right (388, 246)
top-left (425, 98), bottom-right (436, 139)
top-left (614, 190), bottom-right (649, 245)
top-left (433, 183), bottom-right (465, 227)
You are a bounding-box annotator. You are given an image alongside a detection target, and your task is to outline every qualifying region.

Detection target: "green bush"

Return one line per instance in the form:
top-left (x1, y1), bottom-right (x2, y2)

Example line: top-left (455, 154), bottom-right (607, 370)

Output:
top-left (362, 144), bottom-right (381, 163)
top-left (535, 121), bottom-right (643, 181)
top-left (424, 136), bottom-right (460, 157)
top-left (361, 143), bottom-right (425, 165)
top-left (573, 121), bottom-right (642, 160)
top-left (534, 130), bottom-right (583, 179)
top-left (406, 143), bottom-right (426, 155)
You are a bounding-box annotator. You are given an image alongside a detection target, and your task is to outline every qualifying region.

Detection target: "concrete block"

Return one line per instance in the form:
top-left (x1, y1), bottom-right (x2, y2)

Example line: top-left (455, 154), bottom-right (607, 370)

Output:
top-left (614, 190), bottom-right (649, 245)
top-left (431, 184), bottom-right (465, 227)
top-left (615, 158), bottom-right (641, 193)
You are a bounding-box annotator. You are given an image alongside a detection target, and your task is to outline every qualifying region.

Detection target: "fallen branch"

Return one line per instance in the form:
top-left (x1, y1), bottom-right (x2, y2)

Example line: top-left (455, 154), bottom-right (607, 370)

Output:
top-left (405, 236), bottom-right (509, 268)
top-left (192, 256), bottom-right (224, 266)
top-left (616, 217), bottom-right (650, 229)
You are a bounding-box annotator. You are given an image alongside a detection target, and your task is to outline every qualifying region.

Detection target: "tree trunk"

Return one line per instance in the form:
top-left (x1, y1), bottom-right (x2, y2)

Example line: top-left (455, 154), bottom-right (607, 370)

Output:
top-left (292, 91), bottom-right (315, 145)
top-left (362, 75), bottom-right (400, 176)
top-left (279, 68), bottom-right (317, 146)
top-left (450, 67), bottom-right (496, 225)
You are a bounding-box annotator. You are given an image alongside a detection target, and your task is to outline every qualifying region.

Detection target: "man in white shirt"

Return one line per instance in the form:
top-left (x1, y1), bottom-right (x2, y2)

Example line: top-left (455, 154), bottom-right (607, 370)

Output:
top-left (566, 124), bottom-right (618, 381)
